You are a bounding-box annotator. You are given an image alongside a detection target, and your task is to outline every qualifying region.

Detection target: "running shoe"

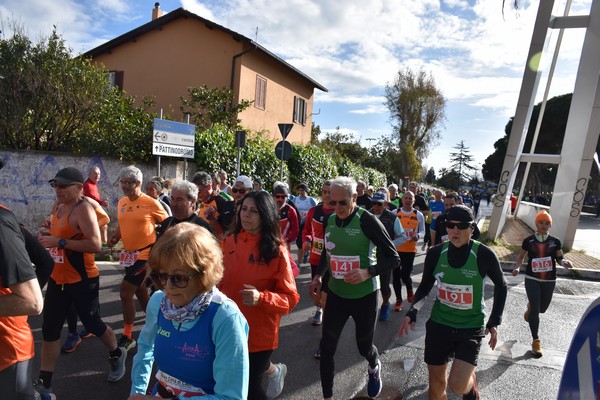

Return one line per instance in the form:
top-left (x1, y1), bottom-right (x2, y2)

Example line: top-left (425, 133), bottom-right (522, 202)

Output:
top-left (379, 303), bottom-right (390, 321)
top-left (531, 339), bottom-right (543, 357)
top-left (61, 332), bottom-right (81, 353)
top-left (524, 303), bottom-right (531, 322)
top-left (462, 372), bottom-right (480, 400)
top-left (265, 363), bottom-right (287, 399)
top-left (393, 301), bottom-right (403, 312)
top-left (367, 360), bottom-right (382, 398)
top-left (79, 329), bottom-right (93, 339)
top-left (118, 335), bottom-right (137, 351)
top-left (311, 310), bottom-right (322, 326)
top-left (406, 289), bottom-right (414, 304)
top-left (421, 243), bottom-right (427, 251)
top-left (33, 379), bottom-right (56, 400)
top-left (34, 391), bottom-right (57, 400)
top-left (107, 347), bottom-right (127, 382)
top-left (313, 346), bottom-right (321, 359)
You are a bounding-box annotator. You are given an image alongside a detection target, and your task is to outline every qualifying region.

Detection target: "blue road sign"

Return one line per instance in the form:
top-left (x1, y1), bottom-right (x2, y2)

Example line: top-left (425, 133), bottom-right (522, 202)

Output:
top-left (558, 296), bottom-right (600, 399)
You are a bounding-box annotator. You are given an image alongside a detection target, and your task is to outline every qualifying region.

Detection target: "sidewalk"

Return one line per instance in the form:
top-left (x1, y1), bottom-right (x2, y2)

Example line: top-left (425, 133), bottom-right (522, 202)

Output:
top-left (485, 216), bottom-right (600, 280)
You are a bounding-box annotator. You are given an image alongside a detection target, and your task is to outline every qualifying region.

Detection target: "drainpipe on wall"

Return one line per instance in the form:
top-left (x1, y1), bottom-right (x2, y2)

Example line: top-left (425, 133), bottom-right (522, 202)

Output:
top-left (230, 44), bottom-right (257, 109)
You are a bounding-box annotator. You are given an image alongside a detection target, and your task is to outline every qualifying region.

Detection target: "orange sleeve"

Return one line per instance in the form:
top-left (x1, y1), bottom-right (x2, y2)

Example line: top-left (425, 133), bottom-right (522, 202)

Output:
top-left (258, 245), bottom-right (300, 314)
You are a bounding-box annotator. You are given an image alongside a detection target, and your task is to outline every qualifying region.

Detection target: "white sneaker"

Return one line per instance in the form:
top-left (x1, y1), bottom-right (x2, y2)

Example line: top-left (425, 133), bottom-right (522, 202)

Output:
top-left (265, 363), bottom-right (287, 399)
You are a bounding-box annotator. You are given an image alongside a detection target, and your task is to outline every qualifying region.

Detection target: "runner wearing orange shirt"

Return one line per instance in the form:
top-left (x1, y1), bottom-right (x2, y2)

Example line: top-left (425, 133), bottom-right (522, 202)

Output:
top-left (35, 167), bottom-right (127, 398)
top-left (109, 166), bottom-right (168, 351)
top-left (0, 158), bottom-right (44, 399)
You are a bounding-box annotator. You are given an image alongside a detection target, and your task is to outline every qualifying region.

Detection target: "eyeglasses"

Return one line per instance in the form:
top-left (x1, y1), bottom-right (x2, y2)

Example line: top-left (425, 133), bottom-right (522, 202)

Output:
top-left (372, 201), bottom-right (384, 206)
top-left (149, 272), bottom-right (199, 288)
top-left (232, 188), bottom-right (249, 194)
top-left (446, 221), bottom-right (472, 230)
top-left (274, 194), bottom-right (287, 199)
top-left (50, 182), bottom-right (76, 189)
top-left (328, 199), bottom-right (349, 206)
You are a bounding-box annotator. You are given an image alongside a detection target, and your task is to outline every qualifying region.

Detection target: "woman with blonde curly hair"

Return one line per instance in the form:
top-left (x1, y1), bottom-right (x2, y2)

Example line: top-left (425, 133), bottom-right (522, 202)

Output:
top-left (128, 223), bottom-right (249, 400)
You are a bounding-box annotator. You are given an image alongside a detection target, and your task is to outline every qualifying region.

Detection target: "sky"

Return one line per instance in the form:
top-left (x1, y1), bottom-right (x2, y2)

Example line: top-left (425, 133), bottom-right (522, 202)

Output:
top-left (0, 0), bottom-right (592, 177)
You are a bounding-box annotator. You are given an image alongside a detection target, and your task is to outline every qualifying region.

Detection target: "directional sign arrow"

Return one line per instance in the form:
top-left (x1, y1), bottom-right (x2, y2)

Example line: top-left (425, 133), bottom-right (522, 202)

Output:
top-left (154, 133), bottom-right (161, 141)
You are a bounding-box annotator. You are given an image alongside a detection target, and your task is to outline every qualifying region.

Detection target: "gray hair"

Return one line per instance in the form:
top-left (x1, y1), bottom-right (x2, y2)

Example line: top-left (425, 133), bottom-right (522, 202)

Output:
top-left (330, 176), bottom-right (357, 197)
top-left (191, 171), bottom-right (211, 186)
top-left (119, 165), bottom-right (143, 183)
top-left (172, 180), bottom-right (198, 200)
top-left (388, 183), bottom-right (398, 191)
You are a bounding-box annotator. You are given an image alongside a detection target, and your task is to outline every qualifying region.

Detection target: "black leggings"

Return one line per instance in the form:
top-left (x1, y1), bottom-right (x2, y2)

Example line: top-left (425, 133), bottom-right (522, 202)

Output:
top-left (0, 359), bottom-right (36, 400)
top-left (320, 290), bottom-right (379, 398)
top-left (393, 252), bottom-right (416, 300)
top-left (525, 278), bottom-right (556, 339)
top-left (248, 350), bottom-right (273, 400)
top-left (42, 277), bottom-right (107, 341)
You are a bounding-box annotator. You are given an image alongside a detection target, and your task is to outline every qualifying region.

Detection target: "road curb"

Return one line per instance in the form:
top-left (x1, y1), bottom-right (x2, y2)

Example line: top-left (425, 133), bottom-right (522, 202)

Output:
top-left (500, 261), bottom-right (600, 281)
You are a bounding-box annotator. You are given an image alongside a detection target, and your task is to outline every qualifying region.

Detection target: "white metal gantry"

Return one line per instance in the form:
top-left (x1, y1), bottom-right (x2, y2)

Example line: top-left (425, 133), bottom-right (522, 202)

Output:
top-left (488, 0), bottom-right (600, 251)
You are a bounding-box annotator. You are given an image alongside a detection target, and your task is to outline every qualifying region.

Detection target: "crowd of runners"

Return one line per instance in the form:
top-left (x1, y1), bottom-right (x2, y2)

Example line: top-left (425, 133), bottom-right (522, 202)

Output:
top-left (0, 159), bottom-right (573, 400)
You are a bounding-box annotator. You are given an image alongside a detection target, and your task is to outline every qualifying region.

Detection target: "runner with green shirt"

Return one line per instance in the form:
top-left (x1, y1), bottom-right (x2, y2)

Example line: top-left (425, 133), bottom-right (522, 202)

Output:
top-left (399, 205), bottom-right (507, 400)
top-left (309, 176), bottom-right (400, 400)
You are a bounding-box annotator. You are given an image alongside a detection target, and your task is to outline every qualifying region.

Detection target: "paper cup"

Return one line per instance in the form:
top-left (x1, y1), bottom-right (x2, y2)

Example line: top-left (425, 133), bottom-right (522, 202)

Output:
top-left (403, 358), bottom-right (415, 371)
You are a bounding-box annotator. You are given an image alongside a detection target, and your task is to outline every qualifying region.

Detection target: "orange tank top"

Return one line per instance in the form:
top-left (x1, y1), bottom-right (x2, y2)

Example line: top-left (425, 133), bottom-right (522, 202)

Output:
top-left (49, 202), bottom-right (99, 284)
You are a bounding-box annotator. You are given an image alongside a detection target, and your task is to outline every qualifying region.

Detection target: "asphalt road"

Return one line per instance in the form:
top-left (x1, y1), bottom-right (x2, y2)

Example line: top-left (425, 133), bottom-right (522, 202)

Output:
top-left (28, 253), bottom-right (600, 400)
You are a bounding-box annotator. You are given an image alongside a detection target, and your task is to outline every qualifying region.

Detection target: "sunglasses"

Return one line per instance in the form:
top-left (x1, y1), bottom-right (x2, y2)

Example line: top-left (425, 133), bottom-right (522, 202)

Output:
top-left (149, 272), bottom-right (199, 288)
top-left (372, 201), bottom-right (384, 206)
top-left (328, 199), bottom-right (349, 206)
top-left (50, 182), bottom-right (76, 189)
top-left (446, 221), bottom-right (472, 230)
top-left (274, 194), bottom-right (287, 199)
top-left (231, 188), bottom-right (249, 194)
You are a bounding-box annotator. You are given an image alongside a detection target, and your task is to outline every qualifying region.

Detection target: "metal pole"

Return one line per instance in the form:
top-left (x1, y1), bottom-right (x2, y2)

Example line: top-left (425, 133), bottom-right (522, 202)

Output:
top-left (280, 157), bottom-right (284, 181)
top-left (184, 113), bottom-right (190, 180)
top-left (157, 109), bottom-right (163, 177)
top-left (237, 146), bottom-right (241, 177)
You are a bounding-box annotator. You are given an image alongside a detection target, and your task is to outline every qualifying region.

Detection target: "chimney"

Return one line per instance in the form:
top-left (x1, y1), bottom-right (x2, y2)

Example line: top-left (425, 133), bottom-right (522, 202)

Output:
top-left (152, 2), bottom-right (164, 20)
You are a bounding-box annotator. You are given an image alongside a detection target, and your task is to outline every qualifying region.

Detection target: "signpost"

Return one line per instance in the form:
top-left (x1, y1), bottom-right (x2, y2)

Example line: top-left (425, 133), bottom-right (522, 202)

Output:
top-left (276, 124), bottom-right (293, 181)
top-left (152, 118), bottom-right (195, 159)
top-left (152, 117), bottom-right (195, 178)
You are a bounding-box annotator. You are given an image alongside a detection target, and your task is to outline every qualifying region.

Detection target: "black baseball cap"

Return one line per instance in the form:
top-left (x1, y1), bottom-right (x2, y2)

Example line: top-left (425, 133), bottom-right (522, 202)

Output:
top-left (49, 167), bottom-right (84, 185)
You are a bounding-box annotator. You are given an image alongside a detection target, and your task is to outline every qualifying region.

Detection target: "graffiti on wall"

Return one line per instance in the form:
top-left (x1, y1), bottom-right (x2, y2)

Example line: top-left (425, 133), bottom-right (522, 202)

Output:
top-left (0, 153), bottom-right (120, 206)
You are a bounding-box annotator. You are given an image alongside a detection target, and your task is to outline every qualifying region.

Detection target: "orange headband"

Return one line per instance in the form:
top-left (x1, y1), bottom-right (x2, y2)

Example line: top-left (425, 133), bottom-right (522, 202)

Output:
top-left (535, 210), bottom-right (552, 225)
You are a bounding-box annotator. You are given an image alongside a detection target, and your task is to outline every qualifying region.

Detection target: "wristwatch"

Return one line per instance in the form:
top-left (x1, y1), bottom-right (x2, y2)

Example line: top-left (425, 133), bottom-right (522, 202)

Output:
top-left (368, 265), bottom-right (377, 277)
top-left (58, 238), bottom-right (67, 249)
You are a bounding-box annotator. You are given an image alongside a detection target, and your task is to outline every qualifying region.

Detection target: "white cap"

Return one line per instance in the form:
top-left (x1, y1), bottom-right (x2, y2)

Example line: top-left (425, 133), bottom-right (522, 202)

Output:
top-left (235, 175), bottom-right (253, 189)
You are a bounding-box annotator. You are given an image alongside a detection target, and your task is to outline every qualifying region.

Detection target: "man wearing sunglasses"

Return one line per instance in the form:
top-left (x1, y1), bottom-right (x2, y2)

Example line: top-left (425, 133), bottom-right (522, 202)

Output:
top-left (302, 180), bottom-right (334, 330)
top-left (369, 191), bottom-right (407, 321)
top-left (310, 177), bottom-right (400, 400)
top-left (399, 205), bottom-right (507, 400)
top-left (36, 167), bottom-right (128, 398)
top-left (231, 175), bottom-right (254, 203)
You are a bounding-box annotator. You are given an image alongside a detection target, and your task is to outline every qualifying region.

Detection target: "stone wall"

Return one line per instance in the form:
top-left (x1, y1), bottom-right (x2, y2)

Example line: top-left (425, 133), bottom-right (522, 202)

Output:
top-left (0, 150), bottom-right (195, 233)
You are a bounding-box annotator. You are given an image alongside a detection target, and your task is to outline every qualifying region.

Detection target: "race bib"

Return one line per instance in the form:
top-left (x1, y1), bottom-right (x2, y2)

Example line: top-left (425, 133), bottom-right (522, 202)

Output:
top-left (119, 250), bottom-right (140, 268)
top-left (330, 254), bottom-right (360, 279)
top-left (49, 247), bottom-right (64, 264)
top-left (311, 237), bottom-right (325, 256)
top-left (432, 211), bottom-right (442, 219)
top-left (437, 282), bottom-right (473, 310)
top-left (156, 370), bottom-right (207, 398)
top-left (441, 234), bottom-right (449, 243)
top-left (404, 228), bottom-right (414, 238)
top-left (531, 256), bottom-right (553, 273)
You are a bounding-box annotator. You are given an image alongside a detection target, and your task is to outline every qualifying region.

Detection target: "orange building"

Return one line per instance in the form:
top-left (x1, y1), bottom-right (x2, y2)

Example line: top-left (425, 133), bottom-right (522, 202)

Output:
top-left (84, 4), bottom-right (327, 145)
